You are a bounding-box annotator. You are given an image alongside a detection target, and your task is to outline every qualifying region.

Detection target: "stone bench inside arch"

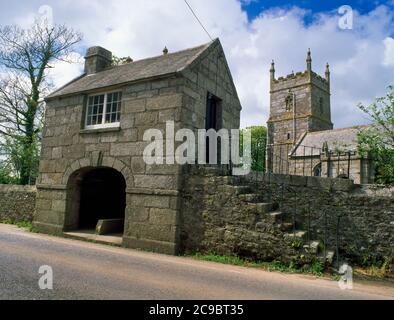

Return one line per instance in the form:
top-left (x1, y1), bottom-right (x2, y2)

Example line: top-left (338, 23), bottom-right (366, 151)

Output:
top-left (95, 219), bottom-right (124, 235)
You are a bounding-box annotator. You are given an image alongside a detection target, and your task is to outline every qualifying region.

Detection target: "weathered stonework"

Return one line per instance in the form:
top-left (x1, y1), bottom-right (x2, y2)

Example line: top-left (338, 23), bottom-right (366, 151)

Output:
top-left (0, 184), bottom-right (36, 223)
top-left (33, 39), bottom-right (242, 254)
top-left (181, 169), bottom-right (394, 264)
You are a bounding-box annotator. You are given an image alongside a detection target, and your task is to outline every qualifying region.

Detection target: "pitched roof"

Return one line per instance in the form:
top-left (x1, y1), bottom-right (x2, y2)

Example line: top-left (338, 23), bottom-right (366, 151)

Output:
top-left (290, 125), bottom-right (370, 157)
top-left (47, 40), bottom-right (215, 99)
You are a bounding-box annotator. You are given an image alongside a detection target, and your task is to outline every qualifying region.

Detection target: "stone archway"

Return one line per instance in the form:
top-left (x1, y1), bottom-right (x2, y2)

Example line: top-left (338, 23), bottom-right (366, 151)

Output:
top-left (64, 166), bottom-right (126, 234)
top-left (313, 163), bottom-right (322, 177)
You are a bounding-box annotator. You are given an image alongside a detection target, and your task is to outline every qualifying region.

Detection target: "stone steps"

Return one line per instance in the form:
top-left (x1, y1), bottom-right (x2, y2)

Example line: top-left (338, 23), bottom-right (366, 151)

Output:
top-left (237, 193), bottom-right (263, 203)
top-left (303, 241), bottom-right (321, 254)
top-left (224, 175), bottom-right (336, 265)
top-left (284, 230), bottom-right (308, 241)
top-left (256, 203), bottom-right (272, 214)
top-left (233, 185), bottom-right (252, 195)
top-left (268, 211), bottom-right (283, 223)
top-left (318, 250), bottom-right (335, 265)
top-left (278, 222), bottom-right (293, 232)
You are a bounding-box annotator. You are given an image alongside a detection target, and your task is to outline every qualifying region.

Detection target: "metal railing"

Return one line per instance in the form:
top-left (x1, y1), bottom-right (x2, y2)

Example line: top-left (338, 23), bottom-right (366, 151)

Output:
top-left (266, 144), bottom-right (357, 180)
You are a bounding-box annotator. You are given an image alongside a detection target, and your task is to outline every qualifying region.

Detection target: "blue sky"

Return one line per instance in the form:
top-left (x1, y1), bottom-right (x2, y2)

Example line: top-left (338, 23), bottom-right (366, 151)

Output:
top-left (242, 0), bottom-right (393, 19)
top-left (0, 0), bottom-right (393, 128)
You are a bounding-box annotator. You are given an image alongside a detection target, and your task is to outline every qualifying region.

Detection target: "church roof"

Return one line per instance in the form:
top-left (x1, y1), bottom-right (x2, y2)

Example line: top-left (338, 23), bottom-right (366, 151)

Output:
top-left (47, 40), bottom-right (215, 99)
top-left (290, 125), bottom-right (370, 157)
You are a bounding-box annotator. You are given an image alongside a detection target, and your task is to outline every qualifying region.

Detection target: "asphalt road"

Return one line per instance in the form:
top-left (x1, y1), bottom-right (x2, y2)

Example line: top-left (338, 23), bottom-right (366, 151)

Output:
top-left (0, 223), bottom-right (393, 300)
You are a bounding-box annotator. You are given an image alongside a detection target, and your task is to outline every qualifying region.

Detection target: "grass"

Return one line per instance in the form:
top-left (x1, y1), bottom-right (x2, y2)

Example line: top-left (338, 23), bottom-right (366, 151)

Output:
top-left (0, 219), bottom-right (32, 230)
top-left (191, 253), bottom-right (394, 282)
top-left (191, 252), bottom-right (325, 277)
top-left (354, 260), bottom-right (393, 279)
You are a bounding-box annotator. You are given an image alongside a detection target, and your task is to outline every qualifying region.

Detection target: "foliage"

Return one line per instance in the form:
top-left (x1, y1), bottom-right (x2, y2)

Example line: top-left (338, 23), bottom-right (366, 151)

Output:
top-left (193, 252), bottom-right (245, 266)
top-left (112, 55), bottom-right (133, 66)
top-left (291, 239), bottom-right (302, 249)
top-left (191, 252), bottom-right (325, 277)
top-left (240, 126), bottom-right (267, 172)
top-left (0, 219), bottom-right (32, 230)
top-left (354, 256), bottom-right (393, 279)
top-left (0, 133), bottom-right (40, 184)
top-left (0, 18), bottom-right (82, 184)
top-left (357, 86), bottom-right (394, 185)
top-left (0, 160), bottom-right (18, 184)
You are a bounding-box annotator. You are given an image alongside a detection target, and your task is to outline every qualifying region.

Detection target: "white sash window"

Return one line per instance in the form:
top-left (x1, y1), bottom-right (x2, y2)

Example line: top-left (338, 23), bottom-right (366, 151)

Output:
top-left (85, 91), bottom-right (122, 129)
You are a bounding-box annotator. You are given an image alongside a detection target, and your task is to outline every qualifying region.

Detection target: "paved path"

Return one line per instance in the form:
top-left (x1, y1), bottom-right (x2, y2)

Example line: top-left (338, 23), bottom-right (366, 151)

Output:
top-left (0, 224), bottom-right (393, 300)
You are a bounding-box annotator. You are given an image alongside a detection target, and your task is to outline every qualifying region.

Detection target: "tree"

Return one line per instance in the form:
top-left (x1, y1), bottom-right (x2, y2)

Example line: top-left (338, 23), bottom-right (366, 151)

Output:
top-left (0, 19), bottom-right (82, 184)
top-left (0, 159), bottom-right (18, 184)
top-left (357, 85), bottom-right (394, 185)
top-left (240, 126), bottom-right (267, 172)
top-left (112, 55), bottom-right (133, 65)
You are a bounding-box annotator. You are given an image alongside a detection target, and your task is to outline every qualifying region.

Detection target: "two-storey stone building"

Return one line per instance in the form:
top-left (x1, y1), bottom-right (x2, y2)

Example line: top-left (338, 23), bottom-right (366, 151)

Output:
top-left (33, 39), bottom-right (241, 254)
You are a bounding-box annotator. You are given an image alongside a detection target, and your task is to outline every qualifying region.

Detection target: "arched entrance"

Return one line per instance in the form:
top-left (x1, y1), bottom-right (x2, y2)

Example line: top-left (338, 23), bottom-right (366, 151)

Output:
top-left (65, 167), bottom-right (126, 234)
top-left (313, 163), bottom-right (322, 177)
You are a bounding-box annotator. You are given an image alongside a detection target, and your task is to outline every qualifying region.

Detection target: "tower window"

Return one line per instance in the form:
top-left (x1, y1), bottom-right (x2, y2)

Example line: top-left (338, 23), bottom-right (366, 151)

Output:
top-left (285, 94), bottom-right (293, 111)
top-left (287, 132), bottom-right (291, 140)
top-left (319, 97), bottom-right (324, 114)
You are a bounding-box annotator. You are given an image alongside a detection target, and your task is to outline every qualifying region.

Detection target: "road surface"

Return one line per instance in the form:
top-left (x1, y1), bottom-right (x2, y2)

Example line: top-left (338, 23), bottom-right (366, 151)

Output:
top-left (0, 223), bottom-right (393, 300)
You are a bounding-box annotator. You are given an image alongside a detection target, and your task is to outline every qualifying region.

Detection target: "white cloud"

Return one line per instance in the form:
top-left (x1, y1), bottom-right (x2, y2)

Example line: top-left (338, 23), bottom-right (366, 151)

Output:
top-left (383, 37), bottom-right (394, 66)
top-left (2, 0), bottom-right (394, 129)
top-left (46, 52), bottom-right (84, 89)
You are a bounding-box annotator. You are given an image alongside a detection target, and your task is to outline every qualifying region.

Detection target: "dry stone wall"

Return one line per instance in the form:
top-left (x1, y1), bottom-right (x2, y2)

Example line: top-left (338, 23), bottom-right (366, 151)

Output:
top-left (0, 184), bottom-right (36, 223)
top-left (181, 169), bottom-right (394, 265)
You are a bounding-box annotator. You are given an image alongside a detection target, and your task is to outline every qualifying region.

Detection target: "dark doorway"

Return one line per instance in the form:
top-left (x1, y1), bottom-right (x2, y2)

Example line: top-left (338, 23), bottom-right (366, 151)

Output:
top-left (313, 163), bottom-right (322, 177)
top-left (79, 168), bottom-right (126, 230)
top-left (205, 93), bottom-right (222, 163)
top-left (206, 93), bottom-right (220, 130)
top-left (65, 167), bottom-right (126, 233)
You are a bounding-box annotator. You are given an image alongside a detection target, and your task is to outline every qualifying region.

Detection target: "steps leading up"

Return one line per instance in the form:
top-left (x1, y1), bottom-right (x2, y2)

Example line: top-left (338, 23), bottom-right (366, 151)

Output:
top-left (221, 174), bottom-right (336, 265)
top-left (233, 185), bottom-right (252, 195)
top-left (303, 241), bottom-right (320, 254)
top-left (284, 230), bottom-right (308, 241)
top-left (318, 250), bottom-right (335, 264)
top-left (278, 222), bottom-right (293, 232)
top-left (238, 193), bottom-right (263, 203)
top-left (256, 203), bottom-right (272, 214)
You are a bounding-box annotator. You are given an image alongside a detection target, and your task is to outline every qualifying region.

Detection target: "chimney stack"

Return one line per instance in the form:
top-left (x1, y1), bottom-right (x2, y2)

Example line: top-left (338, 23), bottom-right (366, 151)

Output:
top-left (84, 46), bottom-right (112, 74)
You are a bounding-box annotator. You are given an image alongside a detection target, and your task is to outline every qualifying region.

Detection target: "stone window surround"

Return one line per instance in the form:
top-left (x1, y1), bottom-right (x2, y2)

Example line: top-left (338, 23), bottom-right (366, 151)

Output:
top-left (84, 90), bottom-right (122, 130)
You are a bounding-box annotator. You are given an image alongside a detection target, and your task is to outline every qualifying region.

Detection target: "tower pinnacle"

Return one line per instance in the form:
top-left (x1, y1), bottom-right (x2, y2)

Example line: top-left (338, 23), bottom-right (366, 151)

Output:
top-left (325, 63), bottom-right (330, 82)
top-left (270, 60), bottom-right (275, 81)
top-left (306, 48), bottom-right (312, 72)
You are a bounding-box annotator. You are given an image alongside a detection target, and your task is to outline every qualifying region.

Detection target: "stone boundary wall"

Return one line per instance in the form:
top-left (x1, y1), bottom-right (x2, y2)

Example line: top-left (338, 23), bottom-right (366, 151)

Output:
top-left (181, 170), bottom-right (394, 264)
top-left (0, 184), bottom-right (37, 223)
top-left (180, 173), bottom-right (300, 262)
top-left (246, 173), bottom-right (394, 262)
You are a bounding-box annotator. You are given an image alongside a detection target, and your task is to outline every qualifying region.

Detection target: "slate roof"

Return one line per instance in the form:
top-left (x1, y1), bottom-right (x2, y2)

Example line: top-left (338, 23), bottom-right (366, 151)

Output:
top-left (290, 125), bottom-right (370, 157)
top-left (47, 40), bottom-right (215, 99)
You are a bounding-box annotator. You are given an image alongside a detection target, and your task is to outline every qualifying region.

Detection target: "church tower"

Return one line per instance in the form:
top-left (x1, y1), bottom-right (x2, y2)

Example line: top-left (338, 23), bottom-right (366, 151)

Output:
top-left (266, 49), bottom-right (333, 172)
